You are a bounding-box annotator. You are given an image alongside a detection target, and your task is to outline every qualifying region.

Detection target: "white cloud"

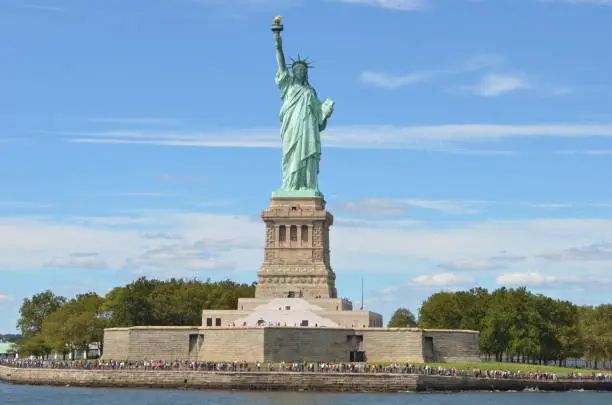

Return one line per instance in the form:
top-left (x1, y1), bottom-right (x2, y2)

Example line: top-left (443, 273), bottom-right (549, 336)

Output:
top-left (46, 252), bottom-right (108, 270)
top-left (561, 0), bottom-right (612, 5)
top-left (557, 149), bottom-right (612, 156)
top-left (88, 118), bottom-right (180, 125)
top-left (532, 203), bottom-right (571, 208)
top-left (408, 273), bottom-right (476, 287)
top-left (2, 211), bottom-right (611, 287)
top-left (360, 71), bottom-right (430, 89)
top-left (335, 0), bottom-right (431, 11)
top-left (437, 260), bottom-right (505, 272)
top-left (120, 192), bottom-right (165, 197)
top-left (497, 272), bottom-right (573, 286)
top-left (125, 239), bottom-right (237, 276)
top-left (62, 123), bottom-right (612, 152)
top-left (157, 174), bottom-right (209, 182)
top-left (72, 216), bottom-right (150, 226)
top-left (186, 0), bottom-right (302, 9)
top-left (21, 4), bottom-right (66, 13)
top-left (334, 198), bottom-right (482, 216)
top-left (548, 86), bottom-right (572, 96)
top-left (143, 232), bottom-right (183, 240)
top-left (470, 73), bottom-right (529, 96)
top-left (496, 271), bottom-right (612, 287)
top-left (360, 53), bottom-right (501, 90)
top-left (0, 292), bottom-right (13, 302)
top-left (0, 201), bottom-right (51, 209)
top-left (537, 242), bottom-right (612, 262)
top-left (488, 254), bottom-right (526, 263)
top-left (334, 217), bottom-right (422, 228)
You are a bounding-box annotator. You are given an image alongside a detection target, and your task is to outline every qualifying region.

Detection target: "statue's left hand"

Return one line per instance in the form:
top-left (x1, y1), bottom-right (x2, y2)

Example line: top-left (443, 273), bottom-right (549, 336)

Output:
top-left (322, 98), bottom-right (335, 118)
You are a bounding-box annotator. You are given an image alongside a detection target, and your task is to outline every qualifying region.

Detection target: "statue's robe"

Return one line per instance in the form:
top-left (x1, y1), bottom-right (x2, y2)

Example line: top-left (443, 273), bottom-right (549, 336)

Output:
top-left (275, 69), bottom-right (327, 191)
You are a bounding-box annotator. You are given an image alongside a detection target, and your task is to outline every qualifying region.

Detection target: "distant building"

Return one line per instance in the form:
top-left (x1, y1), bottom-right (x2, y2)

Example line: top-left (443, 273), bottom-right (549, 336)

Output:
top-left (0, 342), bottom-right (16, 359)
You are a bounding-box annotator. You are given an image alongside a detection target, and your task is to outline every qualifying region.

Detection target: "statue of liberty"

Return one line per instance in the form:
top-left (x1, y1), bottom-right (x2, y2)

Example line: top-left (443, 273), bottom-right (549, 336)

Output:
top-left (271, 17), bottom-right (335, 197)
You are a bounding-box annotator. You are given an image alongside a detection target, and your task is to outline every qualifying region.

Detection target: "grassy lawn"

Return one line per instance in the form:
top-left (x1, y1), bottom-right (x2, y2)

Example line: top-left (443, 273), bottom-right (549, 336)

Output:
top-left (250, 361), bottom-right (599, 376)
top-left (406, 362), bottom-right (598, 376)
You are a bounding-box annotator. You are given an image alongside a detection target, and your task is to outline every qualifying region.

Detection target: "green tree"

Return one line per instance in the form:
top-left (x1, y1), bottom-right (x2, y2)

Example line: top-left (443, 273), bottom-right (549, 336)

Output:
top-left (42, 293), bottom-right (107, 359)
top-left (17, 334), bottom-right (51, 357)
top-left (455, 288), bottom-right (490, 331)
top-left (581, 304), bottom-right (612, 368)
top-left (418, 292), bottom-right (463, 329)
top-left (388, 307), bottom-right (418, 327)
top-left (102, 277), bottom-right (161, 327)
top-left (103, 277), bottom-right (256, 327)
top-left (17, 290), bottom-right (66, 338)
top-left (480, 288), bottom-right (511, 361)
top-left (0, 334), bottom-right (22, 343)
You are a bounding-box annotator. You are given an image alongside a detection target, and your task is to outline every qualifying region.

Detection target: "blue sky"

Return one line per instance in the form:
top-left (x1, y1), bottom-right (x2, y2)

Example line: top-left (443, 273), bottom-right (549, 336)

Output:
top-left (1, 0), bottom-right (611, 333)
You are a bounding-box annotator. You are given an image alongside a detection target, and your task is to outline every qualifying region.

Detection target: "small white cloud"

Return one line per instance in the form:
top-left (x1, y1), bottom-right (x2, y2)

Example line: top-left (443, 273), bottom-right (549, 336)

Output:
top-left (584, 149), bottom-right (612, 155)
top-left (0, 201), bottom-right (51, 209)
top-left (437, 260), bottom-right (505, 272)
top-left (334, 198), bottom-right (482, 217)
top-left (335, 0), bottom-right (430, 11)
top-left (46, 252), bottom-right (108, 270)
top-left (360, 71), bottom-right (430, 89)
top-left (21, 4), bottom-right (66, 13)
top-left (143, 232), bottom-right (183, 240)
top-left (120, 192), bottom-right (164, 197)
top-left (73, 216), bottom-right (149, 226)
top-left (157, 174), bottom-right (209, 182)
top-left (496, 272), bottom-right (577, 286)
top-left (124, 239), bottom-right (237, 275)
top-left (471, 73), bottom-right (529, 96)
top-left (89, 118), bottom-right (179, 125)
top-left (409, 273), bottom-right (476, 287)
top-left (555, 149), bottom-right (612, 156)
top-left (0, 292), bottom-right (13, 301)
top-left (562, 0), bottom-right (612, 5)
top-left (537, 242), bottom-right (612, 262)
top-left (549, 86), bottom-right (572, 96)
top-left (532, 203), bottom-right (571, 208)
top-left (488, 254), bottom-right (526, 263)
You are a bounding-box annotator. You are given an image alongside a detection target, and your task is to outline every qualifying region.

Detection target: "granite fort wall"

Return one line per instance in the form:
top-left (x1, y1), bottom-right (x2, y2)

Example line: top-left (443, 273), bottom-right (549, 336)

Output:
top-left (102, 328), bottom-right (129, 360)
top-left (422, 330), bottom-right (481, 363)
top-left (2, 366), bottom-right (611, 392)
top-left (102, 326), bottom-right (480, 363)
top-left (195, 328), bottom-right (265, 362)
top-left (127, 327), bottom-right (197, 360)
top-left (103, 327), bottom-right (265, 362)
top-left (263, 328), bottom-right (352, 362)
top-left (358, 328), bottom-right (424, 363)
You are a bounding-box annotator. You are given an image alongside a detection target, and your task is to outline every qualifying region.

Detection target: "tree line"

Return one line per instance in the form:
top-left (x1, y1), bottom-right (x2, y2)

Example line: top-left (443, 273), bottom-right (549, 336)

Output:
top-left (0, 334), bottom-right (22, 343)
top-left (13, 280), bottom-right (611, 367)
top-left (15, 277), bottom-right (255, 358)
top-left (388, 287), bottom-right (611, 368)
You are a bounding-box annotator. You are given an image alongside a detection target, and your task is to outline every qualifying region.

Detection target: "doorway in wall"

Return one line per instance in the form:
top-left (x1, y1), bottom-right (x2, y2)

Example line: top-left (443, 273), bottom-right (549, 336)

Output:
top-left (349, 351), bottom-right (366, 362)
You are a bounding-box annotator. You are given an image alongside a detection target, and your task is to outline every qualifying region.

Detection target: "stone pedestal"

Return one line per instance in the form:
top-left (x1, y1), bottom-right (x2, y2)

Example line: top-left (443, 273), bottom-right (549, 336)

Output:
top-left (256, 196), bottom-right (337, 300)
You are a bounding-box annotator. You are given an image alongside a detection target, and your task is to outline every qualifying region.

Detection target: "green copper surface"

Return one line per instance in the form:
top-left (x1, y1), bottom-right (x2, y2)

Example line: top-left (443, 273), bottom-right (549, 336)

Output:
top-left (271, 20), bottom-right (334, 196)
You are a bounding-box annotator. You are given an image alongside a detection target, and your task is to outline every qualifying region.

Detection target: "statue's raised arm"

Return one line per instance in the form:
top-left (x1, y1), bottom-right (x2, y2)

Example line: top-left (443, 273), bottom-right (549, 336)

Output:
top-left (271, 16), bottom-right (286, 73)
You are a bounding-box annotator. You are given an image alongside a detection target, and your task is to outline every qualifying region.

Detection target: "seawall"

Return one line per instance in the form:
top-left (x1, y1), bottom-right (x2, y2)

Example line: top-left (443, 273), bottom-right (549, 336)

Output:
top-left (1, 366), bottom-right (611, 392)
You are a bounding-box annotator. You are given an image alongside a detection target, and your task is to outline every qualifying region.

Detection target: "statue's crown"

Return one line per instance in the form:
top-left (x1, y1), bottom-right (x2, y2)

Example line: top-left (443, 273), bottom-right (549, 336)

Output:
top-left (288, 54), bottom-right (314, 69)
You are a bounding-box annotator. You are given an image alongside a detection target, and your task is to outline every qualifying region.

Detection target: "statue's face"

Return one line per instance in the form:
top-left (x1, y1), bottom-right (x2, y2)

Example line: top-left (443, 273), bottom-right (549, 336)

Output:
top-left (293, 64), bottom-right (307, 83)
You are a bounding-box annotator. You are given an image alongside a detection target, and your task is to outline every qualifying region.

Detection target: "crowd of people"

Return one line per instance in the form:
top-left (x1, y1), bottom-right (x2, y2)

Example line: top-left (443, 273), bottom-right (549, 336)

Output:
top-left (1, 358), bottom-right (610, 381)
